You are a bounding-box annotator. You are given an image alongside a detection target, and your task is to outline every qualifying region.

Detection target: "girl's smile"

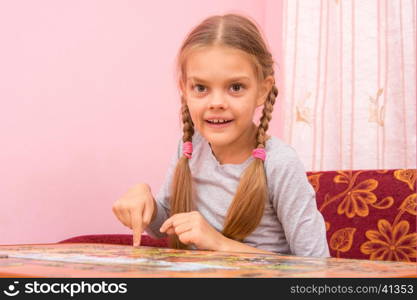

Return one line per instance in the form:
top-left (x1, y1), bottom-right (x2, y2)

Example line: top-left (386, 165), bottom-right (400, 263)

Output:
top-left (205, 116), bottom-right (234, 129)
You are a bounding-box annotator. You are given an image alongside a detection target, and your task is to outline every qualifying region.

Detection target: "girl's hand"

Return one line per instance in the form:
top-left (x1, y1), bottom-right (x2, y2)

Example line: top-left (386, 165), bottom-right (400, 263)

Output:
top-left (112, 183), bottom-right (156, 247)
top-left (159, 211), bottom-right (226, 251)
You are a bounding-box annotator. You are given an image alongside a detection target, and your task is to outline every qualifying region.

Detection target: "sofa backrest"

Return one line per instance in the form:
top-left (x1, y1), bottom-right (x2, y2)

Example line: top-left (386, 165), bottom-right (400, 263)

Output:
top-left (307, 169), bottom-right (416, 262)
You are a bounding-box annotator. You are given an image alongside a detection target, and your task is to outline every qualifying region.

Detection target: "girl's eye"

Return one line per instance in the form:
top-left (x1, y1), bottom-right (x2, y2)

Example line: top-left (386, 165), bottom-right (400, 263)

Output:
top-left (193, 84), bottom-right (207, 93)
top-left (230, 83), bottom-right (244, 93)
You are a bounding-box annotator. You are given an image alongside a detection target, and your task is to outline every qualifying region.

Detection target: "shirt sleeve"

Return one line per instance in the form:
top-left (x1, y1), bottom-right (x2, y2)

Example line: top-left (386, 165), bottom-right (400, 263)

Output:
top-left (145, 138), bottom-right (182, 239)
top-left (269, 147), bottom-right (330, 258)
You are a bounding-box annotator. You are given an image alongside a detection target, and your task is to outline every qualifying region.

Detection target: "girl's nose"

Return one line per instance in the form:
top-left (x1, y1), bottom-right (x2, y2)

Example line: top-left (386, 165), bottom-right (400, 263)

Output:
top-left (208, 92), bottom-right (228, 109)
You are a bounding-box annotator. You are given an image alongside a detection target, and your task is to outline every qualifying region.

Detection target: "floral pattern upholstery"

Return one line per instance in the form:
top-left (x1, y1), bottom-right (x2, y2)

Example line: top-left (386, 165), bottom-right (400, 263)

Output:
top-left (307, 169), bottom-right (416, 262)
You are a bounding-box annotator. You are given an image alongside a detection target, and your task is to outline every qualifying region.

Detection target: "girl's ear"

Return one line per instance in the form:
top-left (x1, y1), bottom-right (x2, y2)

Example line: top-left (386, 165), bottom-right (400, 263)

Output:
top-left (256, 76), bottom-right (274, 107)
top-left (179, 80), bottom-right (186, 98)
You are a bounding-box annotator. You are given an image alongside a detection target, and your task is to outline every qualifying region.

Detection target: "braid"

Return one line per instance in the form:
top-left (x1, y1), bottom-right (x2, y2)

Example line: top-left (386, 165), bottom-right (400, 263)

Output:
top-left (169, 97), bottom-right (195, 249)
top-left (181, 98), bottom-right (194, 143)
top-left (256, 85), bottom-right (278, 148)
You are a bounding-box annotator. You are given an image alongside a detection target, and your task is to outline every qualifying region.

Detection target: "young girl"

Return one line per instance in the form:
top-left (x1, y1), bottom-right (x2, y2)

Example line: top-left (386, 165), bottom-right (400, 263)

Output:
top-left (112, 14), bottom-right (329, 257)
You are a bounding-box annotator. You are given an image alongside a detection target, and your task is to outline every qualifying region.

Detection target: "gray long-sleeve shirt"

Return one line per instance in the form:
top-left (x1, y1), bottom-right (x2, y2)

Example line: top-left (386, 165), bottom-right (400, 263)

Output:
top-left (146, 130), bottom-right (330, 257)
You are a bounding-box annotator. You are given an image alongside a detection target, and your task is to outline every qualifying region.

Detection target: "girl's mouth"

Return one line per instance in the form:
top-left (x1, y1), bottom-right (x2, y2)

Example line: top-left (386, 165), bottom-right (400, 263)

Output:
top-left (205, 119), bottom-right (233, 129)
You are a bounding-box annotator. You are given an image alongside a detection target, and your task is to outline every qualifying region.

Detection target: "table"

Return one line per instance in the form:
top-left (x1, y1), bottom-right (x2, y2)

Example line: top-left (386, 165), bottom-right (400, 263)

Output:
top-left (0, 243), bottom-right (416, 278)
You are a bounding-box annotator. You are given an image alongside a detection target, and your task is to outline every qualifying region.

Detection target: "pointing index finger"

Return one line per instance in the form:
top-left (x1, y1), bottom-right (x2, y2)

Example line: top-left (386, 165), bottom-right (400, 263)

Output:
top-left (131, 209), bottom-right (143, 247)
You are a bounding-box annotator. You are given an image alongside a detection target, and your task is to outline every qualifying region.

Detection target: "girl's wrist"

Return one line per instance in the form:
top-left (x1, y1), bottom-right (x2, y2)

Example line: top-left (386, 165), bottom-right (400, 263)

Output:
top-left (216, 235), bottom-right (234, 252)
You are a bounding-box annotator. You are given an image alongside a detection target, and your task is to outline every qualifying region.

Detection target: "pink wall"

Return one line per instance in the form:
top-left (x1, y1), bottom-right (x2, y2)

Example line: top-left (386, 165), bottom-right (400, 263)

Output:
top-left (0, 0), bottom-right (283, 244)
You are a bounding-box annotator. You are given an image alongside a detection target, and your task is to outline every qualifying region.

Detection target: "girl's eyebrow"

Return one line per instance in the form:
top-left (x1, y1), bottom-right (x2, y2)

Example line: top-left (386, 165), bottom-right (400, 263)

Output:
top-left (187, 76), bottom-right (250, 83)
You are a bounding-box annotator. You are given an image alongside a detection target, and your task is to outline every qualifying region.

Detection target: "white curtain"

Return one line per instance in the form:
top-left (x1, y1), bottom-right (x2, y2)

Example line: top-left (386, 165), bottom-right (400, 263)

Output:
top-left (281, 0), bottom-right (416, 171)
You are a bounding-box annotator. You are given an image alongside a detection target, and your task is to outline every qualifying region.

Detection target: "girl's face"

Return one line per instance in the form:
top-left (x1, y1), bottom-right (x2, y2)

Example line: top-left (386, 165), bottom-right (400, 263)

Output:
top-left (181, 45), bottom-right (273, 149)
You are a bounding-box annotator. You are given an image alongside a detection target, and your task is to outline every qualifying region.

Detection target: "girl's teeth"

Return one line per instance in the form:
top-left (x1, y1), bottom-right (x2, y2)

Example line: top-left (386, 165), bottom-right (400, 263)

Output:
top-left (210, 120), bottom-right (229, 123)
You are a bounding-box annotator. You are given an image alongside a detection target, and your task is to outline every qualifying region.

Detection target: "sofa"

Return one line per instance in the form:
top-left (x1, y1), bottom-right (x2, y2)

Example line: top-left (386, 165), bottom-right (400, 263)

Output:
top-left (60, 169), bottom-right (416, 262)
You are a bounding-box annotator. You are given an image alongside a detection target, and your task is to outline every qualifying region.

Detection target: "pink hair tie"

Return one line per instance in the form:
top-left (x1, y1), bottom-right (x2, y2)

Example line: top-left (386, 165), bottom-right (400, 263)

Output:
top-left (252, 148), bottom-right (266, 161)
top-left (183, 141), bottom-right (193, 159)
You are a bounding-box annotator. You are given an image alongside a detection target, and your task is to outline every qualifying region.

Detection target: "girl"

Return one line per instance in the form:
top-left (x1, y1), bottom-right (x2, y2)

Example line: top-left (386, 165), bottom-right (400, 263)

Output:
top-left (112, 14), bottom-right (329, 257)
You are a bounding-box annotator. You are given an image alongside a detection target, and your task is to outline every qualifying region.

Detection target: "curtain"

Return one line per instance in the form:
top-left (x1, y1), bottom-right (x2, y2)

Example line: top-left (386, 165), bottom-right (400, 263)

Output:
top-left (281, 0), bottom-right (416, 171)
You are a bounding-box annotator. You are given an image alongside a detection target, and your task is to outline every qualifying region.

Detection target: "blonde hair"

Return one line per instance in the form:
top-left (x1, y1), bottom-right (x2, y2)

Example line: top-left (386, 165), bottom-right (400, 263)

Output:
top-left (170, 14), bottom-right (279, 249)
